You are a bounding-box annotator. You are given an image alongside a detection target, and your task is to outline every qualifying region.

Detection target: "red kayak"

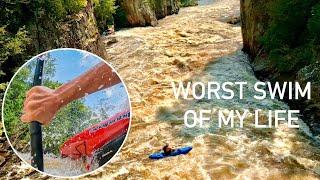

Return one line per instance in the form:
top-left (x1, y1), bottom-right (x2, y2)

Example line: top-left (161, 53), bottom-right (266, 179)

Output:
top-left (60, 110), bottom-right (130, 159)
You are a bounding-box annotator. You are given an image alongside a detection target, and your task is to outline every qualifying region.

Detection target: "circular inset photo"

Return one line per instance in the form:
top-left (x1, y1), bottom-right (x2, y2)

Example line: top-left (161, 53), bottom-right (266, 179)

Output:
top-left (1, 48), bottom-right (131, 177)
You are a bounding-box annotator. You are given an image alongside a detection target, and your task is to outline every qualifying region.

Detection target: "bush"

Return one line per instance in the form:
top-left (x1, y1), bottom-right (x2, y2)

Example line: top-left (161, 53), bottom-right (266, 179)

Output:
top-left (0, 0), bottom-right (91, 84)
top-left (93, 0), bottom-right (116, 33)
top-left (308, 2), bottom-right (320, 43)
top-left (180, 0), bottom-right (198, 7)
top-left (64, 0), bottom-right (87, 15)
top-left (3, 56), bottom-right (97, 155)
top-left (0, 26), bottom-right (31, 83)
top-left (261, 0), bottom-right (319, 73)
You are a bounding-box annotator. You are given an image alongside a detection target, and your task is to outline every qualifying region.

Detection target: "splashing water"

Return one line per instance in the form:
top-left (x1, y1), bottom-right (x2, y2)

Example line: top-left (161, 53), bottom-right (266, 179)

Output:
top-left (168, 52), bottom-right (320, 178)
top-left (97, 1), bottom-right (320, 178)
top-left (104, 52), bottom-right (320, 179)
top-left (18, 152), bottom-right (99, 176)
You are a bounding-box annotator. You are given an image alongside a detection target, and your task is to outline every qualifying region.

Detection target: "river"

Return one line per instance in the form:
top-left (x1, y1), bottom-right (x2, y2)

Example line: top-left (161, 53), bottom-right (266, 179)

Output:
top-left (198, 0), bottom-right (216, 6)
top-left (13, 0), bottom-right (320, 179)
top-left (99, 0), bottom-right (320, 179)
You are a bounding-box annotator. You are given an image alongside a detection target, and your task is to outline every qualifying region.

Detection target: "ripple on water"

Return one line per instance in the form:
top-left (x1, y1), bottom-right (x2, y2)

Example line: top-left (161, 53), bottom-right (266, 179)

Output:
top-left (155, 51), bottom-right (320, 179)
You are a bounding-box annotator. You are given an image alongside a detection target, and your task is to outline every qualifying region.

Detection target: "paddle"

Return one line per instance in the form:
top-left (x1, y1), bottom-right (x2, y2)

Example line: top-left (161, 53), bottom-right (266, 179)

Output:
top-left (30, 57), bottom-right (44, 171)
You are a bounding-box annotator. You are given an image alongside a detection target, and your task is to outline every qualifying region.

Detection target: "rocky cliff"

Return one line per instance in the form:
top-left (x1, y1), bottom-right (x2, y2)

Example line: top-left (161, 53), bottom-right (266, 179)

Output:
top-left (114, 0), bottom-right (179, 27)
top-left (35, 0), bottom-right (106, 58)
top-left (240, 0), bottom-right (320, 136)
top-left (240, 0), bottom-right (269, 58)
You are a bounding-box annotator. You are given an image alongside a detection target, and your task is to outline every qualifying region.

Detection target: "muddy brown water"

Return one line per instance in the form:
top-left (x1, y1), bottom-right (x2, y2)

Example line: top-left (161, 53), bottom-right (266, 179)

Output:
top-left (3, 0), bottom-right (320, 179)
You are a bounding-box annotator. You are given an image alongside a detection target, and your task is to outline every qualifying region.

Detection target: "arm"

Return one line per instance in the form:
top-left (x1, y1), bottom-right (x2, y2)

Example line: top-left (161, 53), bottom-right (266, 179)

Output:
top-left (55, 62), bottom-right (120, 107)
top-left (21, 62), bottom-right (121, 125)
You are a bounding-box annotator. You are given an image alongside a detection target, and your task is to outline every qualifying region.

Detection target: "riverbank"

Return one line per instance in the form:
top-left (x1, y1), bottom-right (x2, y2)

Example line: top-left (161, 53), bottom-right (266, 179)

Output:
top-left (240, 0), bottom-right (320, 137)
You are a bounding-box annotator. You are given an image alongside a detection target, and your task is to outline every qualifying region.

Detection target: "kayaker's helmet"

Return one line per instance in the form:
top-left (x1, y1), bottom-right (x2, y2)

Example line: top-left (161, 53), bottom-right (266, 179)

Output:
top-left (162, 144), bottom-right (172, 154)
top-left (162, 144), bottom-right (171, 154)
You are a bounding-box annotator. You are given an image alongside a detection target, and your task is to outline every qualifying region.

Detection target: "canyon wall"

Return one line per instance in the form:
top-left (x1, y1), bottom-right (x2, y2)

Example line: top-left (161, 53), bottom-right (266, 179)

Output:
top-left (37, 1), bottom-right (106, 58)
top-left (115, 0), bottom-right (180, 27)
top-left (240, 0), bottom-right (320, 135)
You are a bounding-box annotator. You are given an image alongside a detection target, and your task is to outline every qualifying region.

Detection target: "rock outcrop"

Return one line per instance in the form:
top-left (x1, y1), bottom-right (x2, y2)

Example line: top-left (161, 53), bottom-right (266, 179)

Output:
top-left (115, 0), bottom-right (179, 27)
top-left (57, 1), bottom-right (106, 58)
top-left (154, 0), bottom-right (180, 19)
top-left (34, 0), bottom-right (106, 58)
top-left (240, 0), bottom-right (320, 136)
top-left (240, 0), bottom-right (269, 58)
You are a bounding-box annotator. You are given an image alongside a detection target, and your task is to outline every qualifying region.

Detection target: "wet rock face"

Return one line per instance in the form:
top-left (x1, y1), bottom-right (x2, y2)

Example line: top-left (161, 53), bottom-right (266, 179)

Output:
top-left (33, 0), bottom-right (106, 59)
top-left (115, 0), bottom-right (179, 27)
top-left (240, 0), bottom-right (320, 136)
top-left (297, 63), bottom-right (320, 135)
top-left (154, 0), bottom-right (180, 19)
top-left (56, 1), bottom-right (106, 58)
top-left (240, 0), bottom-right (269, 58)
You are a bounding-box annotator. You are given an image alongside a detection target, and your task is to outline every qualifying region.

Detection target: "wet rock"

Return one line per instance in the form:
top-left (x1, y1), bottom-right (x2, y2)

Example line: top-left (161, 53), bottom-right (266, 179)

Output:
top-left (226, 16), bottom-right (240, 25)
top-left (115, 0), bottom-right (179, 27)
top-left (28, 0), bottom-right (107, 59)
top-left (105, 37), bottom-right (118, 46)
top-left (57, 1), bottom-right (107, 59)
top-left (177, 31), bottom-right (189, 37)
top-left (240, 0), bottom-right (269, 58)
top-left (297, 63), bottom-right (320, 135)
top-left (172, 59), bottom-right (187, 70)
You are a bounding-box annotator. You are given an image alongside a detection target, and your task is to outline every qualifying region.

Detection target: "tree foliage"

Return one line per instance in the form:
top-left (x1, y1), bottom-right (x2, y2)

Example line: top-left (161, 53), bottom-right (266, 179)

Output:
top-left (93, 0), bottom-right (116, 33)
top-left (0, 26), bottom-right (31, 81)
top-left (261, 0), bottom-right (320, 74)
top-left (3, 56), bottom-right (96, 155)
top-left (179, 0), bottom-right (198, 7)
top-left (0, 0), bottom-right (116, 86)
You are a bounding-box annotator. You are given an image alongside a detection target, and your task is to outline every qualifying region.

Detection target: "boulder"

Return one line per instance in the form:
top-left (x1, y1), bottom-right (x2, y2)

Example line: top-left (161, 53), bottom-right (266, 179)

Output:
top-left (115, 0), bottom-right (179, 27)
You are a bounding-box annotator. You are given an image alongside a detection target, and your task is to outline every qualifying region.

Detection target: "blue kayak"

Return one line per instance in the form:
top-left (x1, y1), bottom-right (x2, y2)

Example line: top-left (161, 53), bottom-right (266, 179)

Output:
top-left (149, 146), bottom-right (192, 159)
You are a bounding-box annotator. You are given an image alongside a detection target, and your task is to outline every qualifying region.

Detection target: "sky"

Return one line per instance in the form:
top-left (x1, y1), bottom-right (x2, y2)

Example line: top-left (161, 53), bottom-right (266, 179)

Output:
top-left (28, 49), bottom-right (129, 117)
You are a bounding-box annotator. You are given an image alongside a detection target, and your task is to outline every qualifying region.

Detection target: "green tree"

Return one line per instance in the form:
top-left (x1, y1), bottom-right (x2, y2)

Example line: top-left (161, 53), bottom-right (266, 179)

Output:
top-left (93, 0), bottom-right (116, 33)
top-left (0, 0), bottom-right (98, 84)
top-left (3, 55), bottom-right (96, 155)
top-left (180, 0), bottom-right (198, 7)
top-left (260, 0), bottom-right (320, 73)
top-left (3, 65), bottom-right (32, 143)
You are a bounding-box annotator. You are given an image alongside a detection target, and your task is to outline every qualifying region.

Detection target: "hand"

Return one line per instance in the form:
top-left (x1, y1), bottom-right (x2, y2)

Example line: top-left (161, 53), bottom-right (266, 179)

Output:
top-left (21, 86), bottom-right (61, 125)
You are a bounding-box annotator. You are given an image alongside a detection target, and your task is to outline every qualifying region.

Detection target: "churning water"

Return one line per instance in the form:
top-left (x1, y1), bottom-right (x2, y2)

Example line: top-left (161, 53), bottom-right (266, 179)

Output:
top-left (198, 0), bottom-right (216, 6)
top-left (10, 1), bottom-right (320, 178)
top-left (18, 152), bottom-right (92, 176)
top-left (107, 52), bottom-right (320, 179)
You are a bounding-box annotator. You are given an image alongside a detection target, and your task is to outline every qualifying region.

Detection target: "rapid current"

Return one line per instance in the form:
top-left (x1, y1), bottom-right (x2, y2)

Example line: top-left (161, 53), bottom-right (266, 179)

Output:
top-left (14, 0), bottom-right (320, 179)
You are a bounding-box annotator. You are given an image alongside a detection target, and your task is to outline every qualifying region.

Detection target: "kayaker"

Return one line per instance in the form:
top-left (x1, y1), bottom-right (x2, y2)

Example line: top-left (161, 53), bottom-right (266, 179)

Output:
top-left (162, 144), bottom-right (175, 155)
top-left (21, 62), bottom-right (121, 125)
